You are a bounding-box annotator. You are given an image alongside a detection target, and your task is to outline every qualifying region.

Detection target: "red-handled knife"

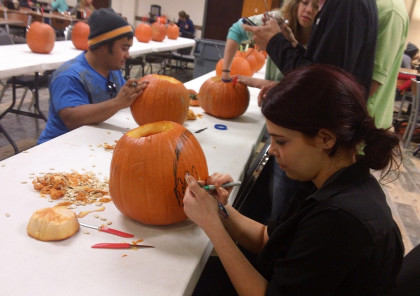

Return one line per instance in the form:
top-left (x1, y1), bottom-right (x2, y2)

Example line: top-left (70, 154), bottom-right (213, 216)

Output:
top-left (79, 223), bottom-right (134, 238)
top-left (91, 243), bottom-right (155, 249)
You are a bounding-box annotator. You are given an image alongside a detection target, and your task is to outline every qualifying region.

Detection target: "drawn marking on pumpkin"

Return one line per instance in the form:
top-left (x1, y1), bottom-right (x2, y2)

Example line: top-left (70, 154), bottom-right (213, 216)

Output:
top-left (173, 130), bottom-right (200, 207)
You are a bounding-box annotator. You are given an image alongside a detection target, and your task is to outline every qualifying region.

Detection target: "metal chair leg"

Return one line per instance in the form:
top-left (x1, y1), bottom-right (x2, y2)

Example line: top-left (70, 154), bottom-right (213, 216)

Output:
top-left (0, 123), bottom-right (18, 154)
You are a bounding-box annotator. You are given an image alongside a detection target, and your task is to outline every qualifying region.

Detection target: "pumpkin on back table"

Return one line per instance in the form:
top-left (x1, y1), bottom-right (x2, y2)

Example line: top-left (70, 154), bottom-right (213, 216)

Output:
top-left (109, 121), bottom-right (209, 225)
top-left (130, 74), bottom-right (190, 125)
top-left (215, 56), bottom-right (253, 77)
top-left (135, 23), bottom-right (152, 43)
top-left (151, 22), bottom-right (166, 42)
top-left (198, 76), bottom-right (250, 119)
top-left (26, 22), bottom-right (56, 54)
top-left (166, 23), bottom-right (179, 40)
top-left (71, 21), bottom-right (90, 50)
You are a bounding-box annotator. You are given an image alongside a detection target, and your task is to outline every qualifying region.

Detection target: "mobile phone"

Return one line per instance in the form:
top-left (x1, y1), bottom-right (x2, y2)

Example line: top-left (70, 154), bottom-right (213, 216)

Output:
top-left (242, 17), bottom-right (257, 26)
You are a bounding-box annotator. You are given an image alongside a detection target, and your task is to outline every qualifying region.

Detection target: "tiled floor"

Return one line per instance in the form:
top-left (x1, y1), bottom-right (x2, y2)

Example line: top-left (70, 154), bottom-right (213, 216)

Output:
top-left (1, 63), bottom-right (420, 254)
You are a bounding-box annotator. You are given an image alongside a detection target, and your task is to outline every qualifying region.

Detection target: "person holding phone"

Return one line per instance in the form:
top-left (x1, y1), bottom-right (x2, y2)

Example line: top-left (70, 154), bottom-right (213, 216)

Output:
top-left (221, 0), bottom-right (319, 89)
top-left (185, 64), bottom-right (403, 296)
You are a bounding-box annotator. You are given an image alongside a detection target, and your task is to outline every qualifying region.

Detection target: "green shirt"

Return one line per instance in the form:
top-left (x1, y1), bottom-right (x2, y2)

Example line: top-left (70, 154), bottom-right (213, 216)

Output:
top-left (367, 0), bottom-right (408, 129)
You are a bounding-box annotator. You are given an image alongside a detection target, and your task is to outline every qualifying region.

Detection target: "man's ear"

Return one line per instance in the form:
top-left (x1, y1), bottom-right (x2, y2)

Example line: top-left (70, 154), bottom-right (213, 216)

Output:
top-left (316, 128), bottom-right (336, 150)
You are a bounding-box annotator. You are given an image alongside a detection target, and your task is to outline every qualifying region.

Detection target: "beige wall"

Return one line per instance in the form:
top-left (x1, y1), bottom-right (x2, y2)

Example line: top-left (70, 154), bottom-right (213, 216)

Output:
top-left (110, 0), bottom-right (420, 47)
top-left (111, 0), bottom-right (205, 29)
top-left (406, 0), bottom-right (420, 47)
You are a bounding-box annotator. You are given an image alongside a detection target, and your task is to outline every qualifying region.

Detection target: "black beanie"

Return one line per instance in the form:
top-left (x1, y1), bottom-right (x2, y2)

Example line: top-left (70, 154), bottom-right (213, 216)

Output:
top-left (87, 8), bottom-right (132, 48)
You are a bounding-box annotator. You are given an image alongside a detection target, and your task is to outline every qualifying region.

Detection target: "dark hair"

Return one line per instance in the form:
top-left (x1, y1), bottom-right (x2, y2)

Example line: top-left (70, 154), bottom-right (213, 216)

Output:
top-left (178, 10), bottom-right (189, 19)
top-left (404, 42), bottom-right (419, 59)
top-left (261, 64), bottom-right (401, 176)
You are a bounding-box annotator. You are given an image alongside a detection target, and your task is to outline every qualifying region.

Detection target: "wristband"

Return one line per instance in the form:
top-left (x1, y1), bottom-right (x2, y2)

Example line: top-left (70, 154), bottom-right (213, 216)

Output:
top-left (222, 69), bottom-right (231, 73)
top-left (221, 78), bottom-right (232, 83)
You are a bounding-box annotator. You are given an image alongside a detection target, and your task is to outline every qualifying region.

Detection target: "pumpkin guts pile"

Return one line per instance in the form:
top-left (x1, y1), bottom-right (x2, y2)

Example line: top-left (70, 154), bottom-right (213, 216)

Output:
top-left (32, 171), bottom-right (111, 208)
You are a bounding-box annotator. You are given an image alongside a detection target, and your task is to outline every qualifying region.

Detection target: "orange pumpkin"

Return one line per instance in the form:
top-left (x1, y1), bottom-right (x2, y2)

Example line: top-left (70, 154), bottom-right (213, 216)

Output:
top-left (156, 16), bottom-right (167, 24)
top-left (235, 50), bottom-right (257, 74)
top-left (135, 23), bottom-right (153, 43)
top-left (215, 56), bottom-right (253, 77)
top-left (166, 23), bottom-right (179, 40)
top-left (188, 89), bottom-right (199, 106)
top-left (131, 74), bottom-right (190, 125)
top-left (151, 22), bottom-right (166, 42)
top-left (26, 22), bottom-right (55, 54)
top-left (71, 21), bottom-right (89, 50)
top-left (252, 49), bottom-right (266, 72)
top-left (109, 121), bottom-right (209, 225)
top-left (198, 76), bottom-right (250, 119)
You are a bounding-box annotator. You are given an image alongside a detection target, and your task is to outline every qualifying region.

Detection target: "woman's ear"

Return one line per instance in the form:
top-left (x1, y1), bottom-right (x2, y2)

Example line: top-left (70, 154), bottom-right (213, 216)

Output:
top-left (316, 128), bottom-right (336, 150)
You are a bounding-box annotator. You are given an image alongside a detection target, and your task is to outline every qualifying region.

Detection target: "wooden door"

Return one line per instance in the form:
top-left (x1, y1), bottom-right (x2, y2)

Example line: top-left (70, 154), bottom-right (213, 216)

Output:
top-left (241, 0), bottom-right (271, 17)
top-left (202, 0), bottom-right (244, 41)
top-left (92, 0), bottom-right (110, 9)
top-left (242, 0), bottom-right (283, 17)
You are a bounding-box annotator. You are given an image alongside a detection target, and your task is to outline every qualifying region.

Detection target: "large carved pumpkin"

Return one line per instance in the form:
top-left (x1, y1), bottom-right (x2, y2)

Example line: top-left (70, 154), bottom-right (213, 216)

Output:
top-left (131, 74), bottom-right (190, 125)
top-left (71, 21), bottom-right (89, 50)
top-left (215, 56), bottom-right (253, 77)
top-left (26, 22), bottom-right (55, 54)
top-left (109, 121), bottom-right (208, 225)
top-left (151, 22), bottom-right (166, 42)
top-left (198, 76), bottom-right (250, 119)
top-left (135, 23), bottom-right (152, 43)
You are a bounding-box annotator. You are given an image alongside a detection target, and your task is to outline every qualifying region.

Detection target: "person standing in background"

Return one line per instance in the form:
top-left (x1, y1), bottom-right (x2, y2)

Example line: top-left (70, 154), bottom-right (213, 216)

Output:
top-left (367, 0), bottom-right (409, 129)
top-left (77, 0), bottom-right (95, 18)
top-left (51, 0), bottom-right (68, 13)
top-left (176, 10), bottom-right (195, 36)
top-left (244, 0), bottom-right (378, 98)
top-left (221, 0), bottom-right (319, 93)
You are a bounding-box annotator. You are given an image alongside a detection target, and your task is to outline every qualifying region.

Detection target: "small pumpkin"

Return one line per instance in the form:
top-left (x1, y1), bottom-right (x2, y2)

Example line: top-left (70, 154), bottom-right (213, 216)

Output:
top-left (252, 49), bottom-right (266, 72)
top-left (109, 121), bottom-right (209, 225)
top-left (156, 16), bottom-right (167, 24)
top-left (131, 74), bottom-right (190, 125)
top-left (71, 21), bottom-right (90, 50)
top-left (166, 23), bottom-right (179, 40)
top-left (26, 22), bottom-right (55, 54)
top-left (215, 56), bottom-right (253, 77)
top-left (198, 76), bottom-right (250, 119)
top-left (235, 50), bottom-right (257, 74)
top-left (188, 89), bottom-right (200, 106)
top-left (151, 22), bottom-right (166, 42)
top-left (135, 23), bottom-right (153, 43)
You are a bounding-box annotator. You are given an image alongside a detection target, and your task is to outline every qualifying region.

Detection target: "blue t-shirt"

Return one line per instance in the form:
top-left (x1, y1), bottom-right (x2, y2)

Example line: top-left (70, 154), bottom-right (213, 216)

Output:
top-left (38, 53), bottom-right (125, 144)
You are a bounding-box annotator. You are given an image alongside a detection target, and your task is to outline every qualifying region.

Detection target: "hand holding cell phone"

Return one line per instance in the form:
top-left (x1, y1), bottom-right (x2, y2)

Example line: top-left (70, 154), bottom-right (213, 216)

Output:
top-left (242, 17), bottom-right (257, 26)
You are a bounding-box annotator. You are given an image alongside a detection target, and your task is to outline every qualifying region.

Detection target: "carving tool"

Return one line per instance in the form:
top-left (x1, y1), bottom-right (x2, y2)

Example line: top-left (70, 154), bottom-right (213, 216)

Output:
top-left (80, 223), bottom-right (134, 238)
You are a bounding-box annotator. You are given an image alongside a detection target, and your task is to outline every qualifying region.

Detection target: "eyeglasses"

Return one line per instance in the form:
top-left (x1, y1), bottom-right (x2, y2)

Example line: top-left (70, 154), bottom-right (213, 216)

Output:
top-left (106, 80), bottom-right (117, 97)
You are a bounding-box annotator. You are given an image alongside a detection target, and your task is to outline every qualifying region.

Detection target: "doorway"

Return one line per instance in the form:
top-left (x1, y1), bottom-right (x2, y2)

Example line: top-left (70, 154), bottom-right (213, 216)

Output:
top-left (202, 0), bottom-right (244, 41)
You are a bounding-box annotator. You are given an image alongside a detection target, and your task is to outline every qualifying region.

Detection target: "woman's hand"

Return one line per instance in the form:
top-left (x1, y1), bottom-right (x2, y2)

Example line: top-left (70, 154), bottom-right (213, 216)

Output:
top-left (183, 175), bottom-right (222, 229)
top-left (205, 173), bottom-right (234, 205)
top-left (242, 19), bottom-right (281, 51)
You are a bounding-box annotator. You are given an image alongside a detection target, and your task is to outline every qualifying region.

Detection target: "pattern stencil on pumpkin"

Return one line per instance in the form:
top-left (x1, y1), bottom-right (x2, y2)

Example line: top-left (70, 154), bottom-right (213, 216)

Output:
top-left (173, 130), bottom-right (200, 207)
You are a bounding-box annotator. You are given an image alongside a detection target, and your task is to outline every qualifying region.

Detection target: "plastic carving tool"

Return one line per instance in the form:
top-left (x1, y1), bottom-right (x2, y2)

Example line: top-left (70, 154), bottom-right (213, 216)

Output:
top-left (91, 243), bottom-right (155, 249)
top-left (79, 223), bottom-right (134, 238)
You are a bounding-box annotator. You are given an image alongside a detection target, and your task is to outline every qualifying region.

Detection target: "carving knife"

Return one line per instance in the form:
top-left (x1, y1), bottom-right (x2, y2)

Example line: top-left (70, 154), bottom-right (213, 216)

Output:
top-left (79, 222), bottom-right (134, 238)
